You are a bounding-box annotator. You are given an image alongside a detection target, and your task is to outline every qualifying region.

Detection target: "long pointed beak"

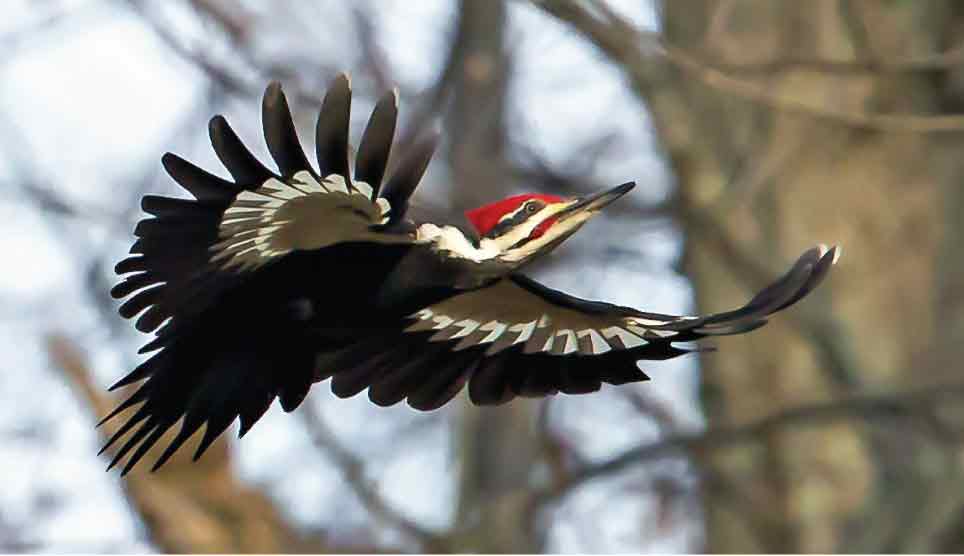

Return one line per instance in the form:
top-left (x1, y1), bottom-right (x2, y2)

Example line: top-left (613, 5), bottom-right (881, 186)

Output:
top-left (557, 181), bottom-right (635, 221)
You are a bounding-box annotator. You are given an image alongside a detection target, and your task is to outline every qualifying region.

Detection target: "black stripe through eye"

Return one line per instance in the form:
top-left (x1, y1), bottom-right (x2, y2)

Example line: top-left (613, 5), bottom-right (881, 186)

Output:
top-left (486, 209), bottom-right (532, 238)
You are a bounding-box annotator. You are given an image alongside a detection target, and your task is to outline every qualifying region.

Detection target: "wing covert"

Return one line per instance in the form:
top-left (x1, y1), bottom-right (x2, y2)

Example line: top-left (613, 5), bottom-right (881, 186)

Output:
top-left (310, 244), bottom-right (839, 409)
top-left (408, 244), bottom-right (838, 356)
top-left (112, 75), bottom-right (431, 332)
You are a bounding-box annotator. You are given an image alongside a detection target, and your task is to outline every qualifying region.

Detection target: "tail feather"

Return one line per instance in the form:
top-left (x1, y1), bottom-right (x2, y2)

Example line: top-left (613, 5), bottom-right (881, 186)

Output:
top-left (100, 317), bottom-right (320, 473)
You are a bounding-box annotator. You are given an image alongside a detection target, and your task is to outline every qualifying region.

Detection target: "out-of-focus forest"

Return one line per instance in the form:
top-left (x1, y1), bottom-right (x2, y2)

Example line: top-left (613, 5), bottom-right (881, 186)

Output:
top-left (2, 0), bottom-right (964, 553)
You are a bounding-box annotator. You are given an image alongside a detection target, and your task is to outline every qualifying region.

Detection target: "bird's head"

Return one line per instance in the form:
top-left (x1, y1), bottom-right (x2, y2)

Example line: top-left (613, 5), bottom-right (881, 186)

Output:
top-left (464, 181), bottom-right (635, 266)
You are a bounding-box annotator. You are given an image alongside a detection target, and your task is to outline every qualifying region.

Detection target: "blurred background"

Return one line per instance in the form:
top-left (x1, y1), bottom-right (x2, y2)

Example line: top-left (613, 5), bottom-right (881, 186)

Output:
top-left (1, 0), bottom-right (963, 552)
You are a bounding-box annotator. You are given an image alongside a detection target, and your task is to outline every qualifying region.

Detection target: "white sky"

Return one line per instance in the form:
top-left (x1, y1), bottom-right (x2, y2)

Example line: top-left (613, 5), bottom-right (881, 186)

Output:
top-left (0, 0), bottom-right (703, 552)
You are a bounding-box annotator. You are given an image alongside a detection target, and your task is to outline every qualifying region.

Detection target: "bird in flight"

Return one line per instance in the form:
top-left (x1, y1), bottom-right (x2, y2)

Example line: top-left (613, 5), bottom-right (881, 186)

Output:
top-left (103, 74), bottom-right (839, 474)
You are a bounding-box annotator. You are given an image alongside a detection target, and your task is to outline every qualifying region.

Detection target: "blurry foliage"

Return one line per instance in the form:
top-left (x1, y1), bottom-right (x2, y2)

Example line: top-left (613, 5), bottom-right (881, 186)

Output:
top-left (3, 0), bottom-right (964, 553)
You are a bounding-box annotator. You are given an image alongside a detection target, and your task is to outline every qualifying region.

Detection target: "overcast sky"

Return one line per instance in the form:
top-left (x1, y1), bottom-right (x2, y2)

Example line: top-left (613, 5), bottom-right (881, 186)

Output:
top-left (0, 1), bottom-right (703, 552)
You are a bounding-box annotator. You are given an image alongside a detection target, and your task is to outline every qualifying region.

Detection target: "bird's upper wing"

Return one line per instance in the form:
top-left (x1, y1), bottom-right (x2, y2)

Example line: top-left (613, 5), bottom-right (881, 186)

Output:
top-left (111, 74), bottom-right (433, 334)
top-left (317, 245), bottom-right (839, 410)
top-left (100, 76), bottom-right (436, 474)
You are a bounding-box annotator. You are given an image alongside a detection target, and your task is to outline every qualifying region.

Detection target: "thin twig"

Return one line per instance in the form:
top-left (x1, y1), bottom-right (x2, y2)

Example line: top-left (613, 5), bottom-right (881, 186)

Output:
top-left (533, 380), bottom-right (964, 507)
top-left (534, 0), bottom-right (964, 134)
top-left (300, 403), bottom-right (448, 552)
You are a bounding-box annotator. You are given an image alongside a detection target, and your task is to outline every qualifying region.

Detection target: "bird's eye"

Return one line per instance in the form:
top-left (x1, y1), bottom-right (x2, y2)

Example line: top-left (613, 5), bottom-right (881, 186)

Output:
top-left (525, 202), bottom-right (539, 213)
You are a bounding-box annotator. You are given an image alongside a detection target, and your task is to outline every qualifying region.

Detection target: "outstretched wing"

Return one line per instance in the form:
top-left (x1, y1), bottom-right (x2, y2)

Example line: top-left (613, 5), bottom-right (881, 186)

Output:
top-left (111, 75), bottom-right (433, 334)
top-left (314, 245), bottom-right (839, 410)
top-left (101, 75), bottom-right (435, 474)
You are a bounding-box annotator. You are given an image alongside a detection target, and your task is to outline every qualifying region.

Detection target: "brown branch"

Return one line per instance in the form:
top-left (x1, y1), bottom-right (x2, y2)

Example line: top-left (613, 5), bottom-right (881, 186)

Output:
top-left (534, 0), bottom-right (964, 133)
top-left (128, 0), bottom-right (332, 107)
top-left (126, 0), bottom-right (259, 96)
top-left (300, 403), bottom-right (449, 552)
top-left (46, 333), bottom-right (338, 553)
top-left (616, 387), bottom-right (685, 433)
top-left (700, 48), bottom-right (964, 76)
top-left (532, 379), bottom-right (964, 508)
top-left (679, 197), bottom-right (864, 389)
top-left (659, 40), bottom-right (964, 133)
top-left (352, 5), bottom-right (394, 94)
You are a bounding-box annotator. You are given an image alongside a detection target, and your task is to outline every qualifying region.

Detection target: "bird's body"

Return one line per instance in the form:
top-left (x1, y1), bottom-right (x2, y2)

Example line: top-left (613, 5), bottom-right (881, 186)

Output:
top-left (103, 74), bottom-right (840, 474)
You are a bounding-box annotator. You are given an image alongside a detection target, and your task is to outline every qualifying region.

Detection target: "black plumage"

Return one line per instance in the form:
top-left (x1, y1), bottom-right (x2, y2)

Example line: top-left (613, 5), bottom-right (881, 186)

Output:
top-left (104, 74), bottom-right (840, 474)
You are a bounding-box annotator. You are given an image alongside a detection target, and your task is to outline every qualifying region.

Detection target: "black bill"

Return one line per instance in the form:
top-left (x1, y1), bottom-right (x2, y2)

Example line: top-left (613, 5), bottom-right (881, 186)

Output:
top-left (557, 181), bottom-right (635, 221)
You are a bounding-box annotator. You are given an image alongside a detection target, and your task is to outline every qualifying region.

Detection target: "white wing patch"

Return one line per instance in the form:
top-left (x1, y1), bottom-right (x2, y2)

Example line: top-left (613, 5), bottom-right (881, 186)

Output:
top-left (479, 320), bottom-right (507, 343)
top-left (627, 315), bottom-right (697, 326)
top-left (403, 308), bottom-right (694, 355)
top-left (211, 171), bottom-right (392, 270)
top-left (578, 329), bottom-right (612, 354)
top-left (402, 281), bottom-right (708, 356)
top-left (554, 329), bottom-right (578, 355)
top-left (510, 320), bottom-right (538, 345)
top-left (600, 326), bottom-right (648, 349)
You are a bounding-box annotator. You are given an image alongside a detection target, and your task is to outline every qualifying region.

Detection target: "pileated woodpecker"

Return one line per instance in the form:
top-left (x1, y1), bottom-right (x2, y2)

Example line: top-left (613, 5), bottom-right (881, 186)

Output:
top-left (103, 74), bottom-right (839, 474)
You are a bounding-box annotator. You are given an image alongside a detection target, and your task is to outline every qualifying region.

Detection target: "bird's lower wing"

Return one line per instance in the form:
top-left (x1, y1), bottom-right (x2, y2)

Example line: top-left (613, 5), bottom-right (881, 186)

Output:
top-left (315, 244), bottom-right (839, 410)
top-left (102, 76), bottom-right (432, 474)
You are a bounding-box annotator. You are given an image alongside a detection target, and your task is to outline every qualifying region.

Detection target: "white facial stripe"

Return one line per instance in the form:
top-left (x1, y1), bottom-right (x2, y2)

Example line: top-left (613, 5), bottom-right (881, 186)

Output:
top-left (430, 199), bottom-right (595, 265)
top-left (498, 208), bottom-right (594, 263)
top-left (497, 202), bottom-right (530, 224)
top-left (488, 202), bottom-right (574, 253)
top-left (416, 224), bottom-right (501, 262)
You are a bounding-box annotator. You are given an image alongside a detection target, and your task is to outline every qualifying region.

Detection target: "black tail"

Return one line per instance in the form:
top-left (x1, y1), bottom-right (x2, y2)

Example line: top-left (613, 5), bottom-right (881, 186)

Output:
top-left (99, 303), bottom-right (324, 475)
top-left (102, 75), bottom-right (395, 474)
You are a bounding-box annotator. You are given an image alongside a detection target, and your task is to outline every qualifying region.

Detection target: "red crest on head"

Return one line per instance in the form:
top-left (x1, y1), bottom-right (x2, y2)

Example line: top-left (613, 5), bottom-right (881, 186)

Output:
top-left (464, 193), bottom-right (564, 237)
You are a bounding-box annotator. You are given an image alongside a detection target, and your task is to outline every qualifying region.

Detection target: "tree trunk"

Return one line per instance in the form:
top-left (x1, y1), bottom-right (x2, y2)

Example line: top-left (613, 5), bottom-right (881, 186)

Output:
top-left (48, 334), bottom-right (339, 554)
top-left (446, 1), bottom-right (541, 552)
top-left (652, 0), bottom-right (964, 551)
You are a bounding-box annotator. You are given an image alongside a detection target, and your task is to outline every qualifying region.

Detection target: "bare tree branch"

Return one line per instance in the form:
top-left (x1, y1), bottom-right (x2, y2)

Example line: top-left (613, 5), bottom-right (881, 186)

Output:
top-left (300, 403), bottom-right (449, 552)
top-left (46, 333), bottom-right (339, 553)
top-left (534, 0), bottom-right (964, 133)
top-left (533, 379), bottom-right (964, 507)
